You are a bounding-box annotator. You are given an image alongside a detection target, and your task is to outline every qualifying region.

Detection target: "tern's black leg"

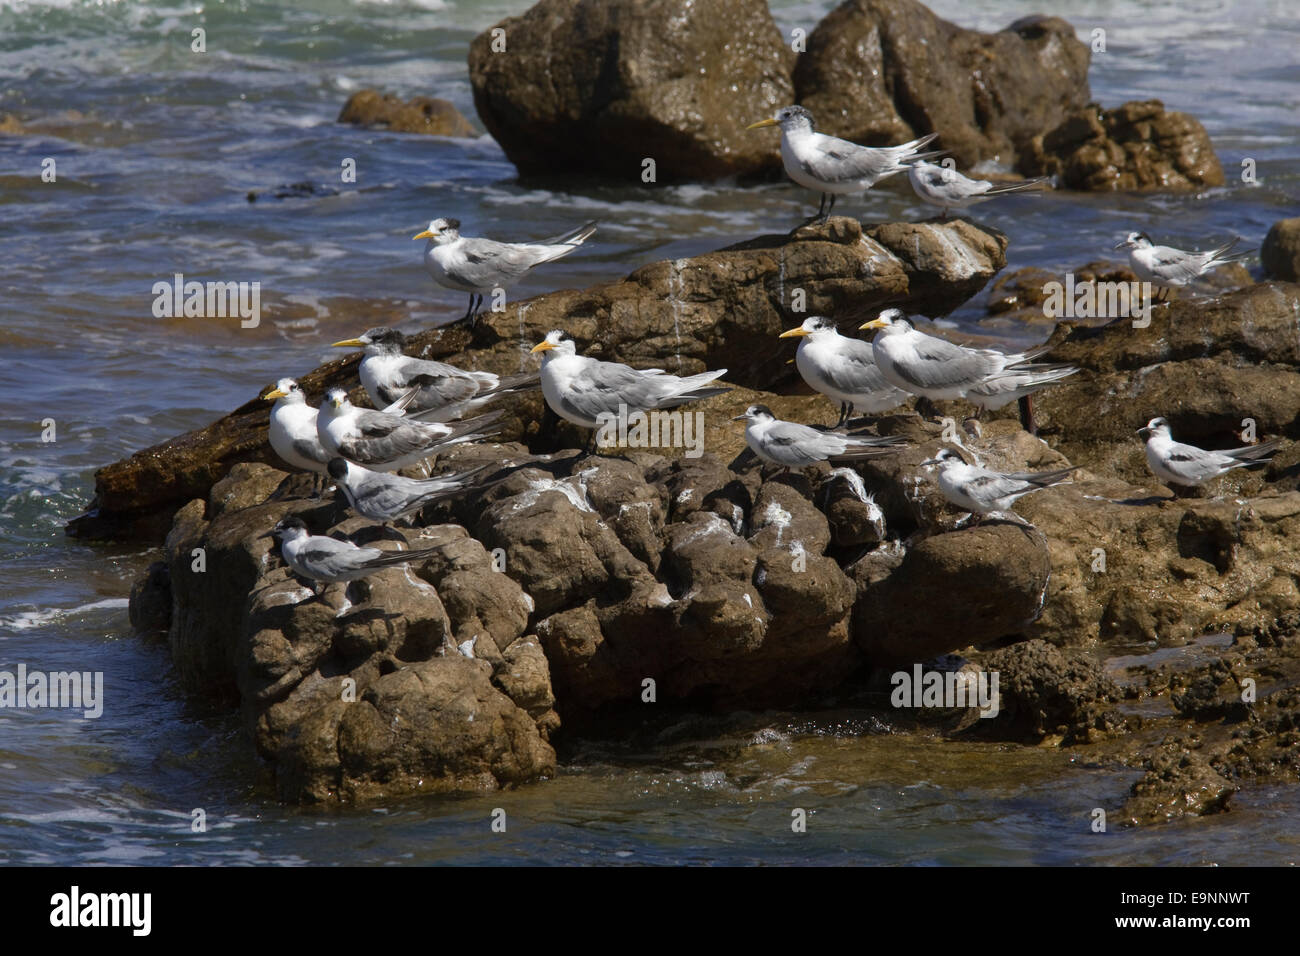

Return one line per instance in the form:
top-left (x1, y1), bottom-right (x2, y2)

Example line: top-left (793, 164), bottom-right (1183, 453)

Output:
top-left (1018, 394), bottom-right (1037, 436)
top-left (837, 402), bottom-right (850, 427)
top-left (462, 295), bottom-right (474, 324)
top-left (820, 194), bottom-right (837, 223)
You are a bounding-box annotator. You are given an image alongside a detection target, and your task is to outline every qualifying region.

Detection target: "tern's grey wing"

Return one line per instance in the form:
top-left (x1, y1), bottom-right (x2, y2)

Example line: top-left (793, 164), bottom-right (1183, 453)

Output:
top-left (802, 139), bottom-right (896, 185)
top-left (891, 337), bottom-right (997, 391)
top-left (379, 356), bottom-right (482, 410)
top-left (1150, 247), bottom-right (1208, 283)
top-left (1163, 443), bottom-right (1236, 483)
top-left (916, 165), bottom-right (988, 202)
top-left (444, 238), bottom-right (542, 288)
top-left (292, 436), bottom-right (331, 466)
top-left (819, 340), bottom-right (895, 395)
top-left (293, 538), bottom-right (379, 579)
top-left (348, 474), bottom-right (429, 520)
top-left (560, 362), bottom-right (666, 420)
top-left (963, 470), bottom-right (1038, 502)
top-left (763, 420), bottom-right (844, 465)
top-left (338, 412), bottom-right (440, 464)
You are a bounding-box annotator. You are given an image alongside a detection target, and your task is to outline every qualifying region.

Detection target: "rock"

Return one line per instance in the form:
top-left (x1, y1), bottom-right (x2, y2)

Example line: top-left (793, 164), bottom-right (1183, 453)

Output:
top-left (1022, 100), bottom-right (1224, 190)
top-left (338, 89), bottom-right (476, 137)
top-left (975, 639), bottom-right (1125, 743)
top-left (850, 523), bottom-right (1053, 663)
top-left (983, 261), bottom-right (1139, 327)
top-left (1121, 739), bottom-right (1236, 826)
top-left (127, 561), bottom-right (171, 640)
top-left (467, 0), bottom-right (793, 180)
top-left (0, 113), bottom-right (24, 134)
top-left (1262, 217), bottom-right (1300, 281)
top-left (794, 1), bottom-right (1091, 169)
top-left (69, 217), bottom-right (1006, 542)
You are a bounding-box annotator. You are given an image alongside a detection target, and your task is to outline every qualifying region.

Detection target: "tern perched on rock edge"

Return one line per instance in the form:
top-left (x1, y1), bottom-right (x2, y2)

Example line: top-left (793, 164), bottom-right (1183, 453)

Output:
top-left (316, 387), bottom-right (500, 473)
top-left (779, 316), bottom-right (909, 425)
top-left (860, 309), bottom-right (1053, 404)
top-left (746, 105), bottom-right (942, 223)
top-left (1138, 417), bottom-right (1279, 496)
top-left (920, 448), bottom-right (1079, 524)
top-left (268, 516), bottom-right (444, 596)
top-left (734, 404), bottom-right (906, 471)
top-left (530, 330), bottom-right (730, 443)
top-left (415, 217), bottom-right (597, 325)
top-left (1114, 232), bottom-right (1251, 301)
top-left (331, 326), bottom-right (537, 421)
top-left (264, 378), bottom-right (332, 493)
top-left (906, 160), bottom-right (1049, 219)
top-left (327, 457), bottom-right (494, 524)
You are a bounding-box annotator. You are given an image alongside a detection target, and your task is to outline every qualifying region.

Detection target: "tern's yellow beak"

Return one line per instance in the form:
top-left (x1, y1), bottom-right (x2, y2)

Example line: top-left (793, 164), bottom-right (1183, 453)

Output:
top-left (331, 338), bottom-right (366, 348)
top-left (860, 318), bottom-right (888, 330)
top-left (264, 388), bottom-right (287, 400)
top-left (530, 341), bottom-right (555, 354)
top-left (778, 327), bottom-right (810, 338)
top-left (413, 229), bottom-right (435, 240)
top-left (746, 118), bottom-right (779, 130)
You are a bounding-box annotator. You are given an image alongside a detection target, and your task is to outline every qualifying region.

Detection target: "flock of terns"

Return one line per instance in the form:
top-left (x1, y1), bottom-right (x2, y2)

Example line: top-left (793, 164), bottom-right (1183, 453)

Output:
top-left (260, 103), bottom-right (1277, 593)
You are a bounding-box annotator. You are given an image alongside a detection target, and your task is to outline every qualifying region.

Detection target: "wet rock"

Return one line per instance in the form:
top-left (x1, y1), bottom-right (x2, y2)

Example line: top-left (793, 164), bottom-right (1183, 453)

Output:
top-left (983, 261), bottom-right (1139, 327)
top-left (850, 523), bottom-right (1053, 663)
top-left (338, 89), bottom-right (476, 137)
top-left (467, 0), bottom-right (793, 180)
top-left (794, 1), bottom-right (1091, 169)
top-left (1022, 100), bottom-right (1224, 191)
top-left (1121, 739), bottom-right (1236, 826)
top-left (1261, 217), bottom-right (1300, 281)
top-left (127, 561), bottom-right (171, 640)
top-left (245, 182), bottom-right (342, 202)
top-left (975, 639), bottom-right (1125, 744)
top-left (70, 217), bottom-right (1006, 542)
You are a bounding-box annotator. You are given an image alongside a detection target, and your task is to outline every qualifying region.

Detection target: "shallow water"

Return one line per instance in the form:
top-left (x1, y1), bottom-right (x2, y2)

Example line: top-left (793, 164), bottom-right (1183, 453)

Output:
top-left (1, 0), bottom-right (1299, 865)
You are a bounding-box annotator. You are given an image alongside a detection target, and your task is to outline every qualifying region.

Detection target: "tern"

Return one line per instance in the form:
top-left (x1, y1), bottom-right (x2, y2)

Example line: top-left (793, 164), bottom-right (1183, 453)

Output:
top-left (330, 326), bottom-right (537, 421)
top-left (415, 217), bottom-right (597, 324)
top-left (860, 309), bottom-right (1051, 403)
top-left (530, 330), bottom-right (730, 432)
top-left (269, 516), bottom-right (444, 594)
top-left (965, 364), bottom-right (1080, 415)
top-left (746, 105), bottom-right (942, 223)
top-left (920, 448), bottom-right (1078, 522)
top-left (1138, 417), bottom-right (1279, 494)
top-left (1114, 232), bottom-right (1250, 301)
top-left (907, 160), bottom-right (1048, 219)
top-left (316, 387), bottom-right (500, 472)
top-left (779, 316), bottom-right (909, 425)
top-left (264, 378), bottom-right (332, 492)
top-left (734, 404), bottom-right (906, 470)
top-left (327, 457), bottom-right (494, 524)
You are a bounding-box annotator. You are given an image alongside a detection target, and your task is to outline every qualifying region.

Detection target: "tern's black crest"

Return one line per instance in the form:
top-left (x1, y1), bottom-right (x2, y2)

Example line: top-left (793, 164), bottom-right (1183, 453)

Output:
top-left (445, 217), bottom-right (461, 231)
top-left (778, 104), bottom-right (815, 129)
top-left (749, 403), bottom-right (774, 418)
top-left (274, 515), bottom-right (308, 534)
top-left (363, 327), bottom-right (405, 348)
top-left (326, 458), bottom-right (349, 480)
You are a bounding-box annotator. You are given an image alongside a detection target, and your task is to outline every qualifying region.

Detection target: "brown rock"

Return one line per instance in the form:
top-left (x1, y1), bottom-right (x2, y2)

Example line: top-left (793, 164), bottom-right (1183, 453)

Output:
top-left (1261, 217), bottom-right (1300, 281)
top-left (338, 89), bottom-right (476, 137)
top-left (468, 0), bottom-right (794, 180)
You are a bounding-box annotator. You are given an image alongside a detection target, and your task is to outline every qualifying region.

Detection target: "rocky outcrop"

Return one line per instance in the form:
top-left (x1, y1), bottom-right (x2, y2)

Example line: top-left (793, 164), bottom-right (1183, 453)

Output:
top-left (338, 89), bottom-right (477, 137)
top-left (467, 0), bottom-right (794, 180)
top-left (69, 217), bottom-right (1007, 541)
top-left (793, 0), bottom-right (1091, 169)
top-left (1021, 100), bottom-right (1224, 191)
top-left (1262, 217), bottom-right (1300, 281)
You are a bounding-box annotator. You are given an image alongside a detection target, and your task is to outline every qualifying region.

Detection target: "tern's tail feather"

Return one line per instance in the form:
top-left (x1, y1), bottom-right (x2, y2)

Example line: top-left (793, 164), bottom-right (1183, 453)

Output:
top-left (1209, 237), bottom-right (1252, 264)
top-left (1006, 465), bottom-right (1080, 488)
top-left (1225, 437), bottom-right (1280, 463)
top-left (532, 221), bottom-right (598, 263)
top-left (486, 371), bottom-right (541, 396)
top-left (985, 177), bottom-right (1050, 195)
top-left (428, 409), bottom-right (504, 448)
top-left (359, 545), bottom-right (446, 571)
top-left (898, 132), bottom-right (940, 153)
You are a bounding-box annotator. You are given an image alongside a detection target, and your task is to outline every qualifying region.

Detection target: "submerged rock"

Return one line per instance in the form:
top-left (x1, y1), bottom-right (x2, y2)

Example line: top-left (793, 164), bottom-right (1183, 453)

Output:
top-left (467, 0), bottom-right (794, 180)
top-left (1021, 100), bottom-right (1224, 191)
top-left (338, 89), bottom-right (477, 137)
top-left (793, 1), bottom-right (1091, 170)
top-left (1262, 217), bottom-right (1300, 282)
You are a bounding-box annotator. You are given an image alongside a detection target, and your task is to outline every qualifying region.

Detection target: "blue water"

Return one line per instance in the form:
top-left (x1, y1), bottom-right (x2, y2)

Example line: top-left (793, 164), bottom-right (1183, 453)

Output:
top-left (1, 0), bottom-right (1298, 865)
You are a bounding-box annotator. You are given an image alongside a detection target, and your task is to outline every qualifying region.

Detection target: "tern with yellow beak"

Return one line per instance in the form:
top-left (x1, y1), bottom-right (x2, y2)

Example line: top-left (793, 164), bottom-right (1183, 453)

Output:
top-left (531, 330), bottom-right (730, 432)
top-left (780, 316), bottom-right (908, 425)
top-left (414, 217), bottom-right (598, 325)
top-left (747, 105), bottom-right (942, 223)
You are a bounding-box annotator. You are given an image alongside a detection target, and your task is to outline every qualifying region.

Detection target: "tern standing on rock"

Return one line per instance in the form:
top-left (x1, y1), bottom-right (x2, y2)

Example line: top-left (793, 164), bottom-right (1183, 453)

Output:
top-left (1114, 232), bottom-right (1250, 301)
top-left (531, 330), bottom-right (730, 432)
top-left (779, 316), bottom-right (908, 424)
top-left (906, 160), bottom-right (1049, 219)
top-left (746, 105), bottom-right (942, 223)
top-left (269, 516), bottom-right (444, 595)
top-left (734, 404), bottom-right (906, 470)
top-left (327, 457), bottom-right (493, 524)
top-left (331, 326), bottom-right (537, 421)
top-left (264, 378), bottom-right (332, 491)
top-left (860, 309), bottom-right (1052, 404)
top-left (921, 448), bottom-right (1078, 522)
top-left (316, 387), bottom-right (500, 473)
top-left (1138, 417), bottom-right (1279, 494)
top-left (415, 217), bottom-right (597, 325)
